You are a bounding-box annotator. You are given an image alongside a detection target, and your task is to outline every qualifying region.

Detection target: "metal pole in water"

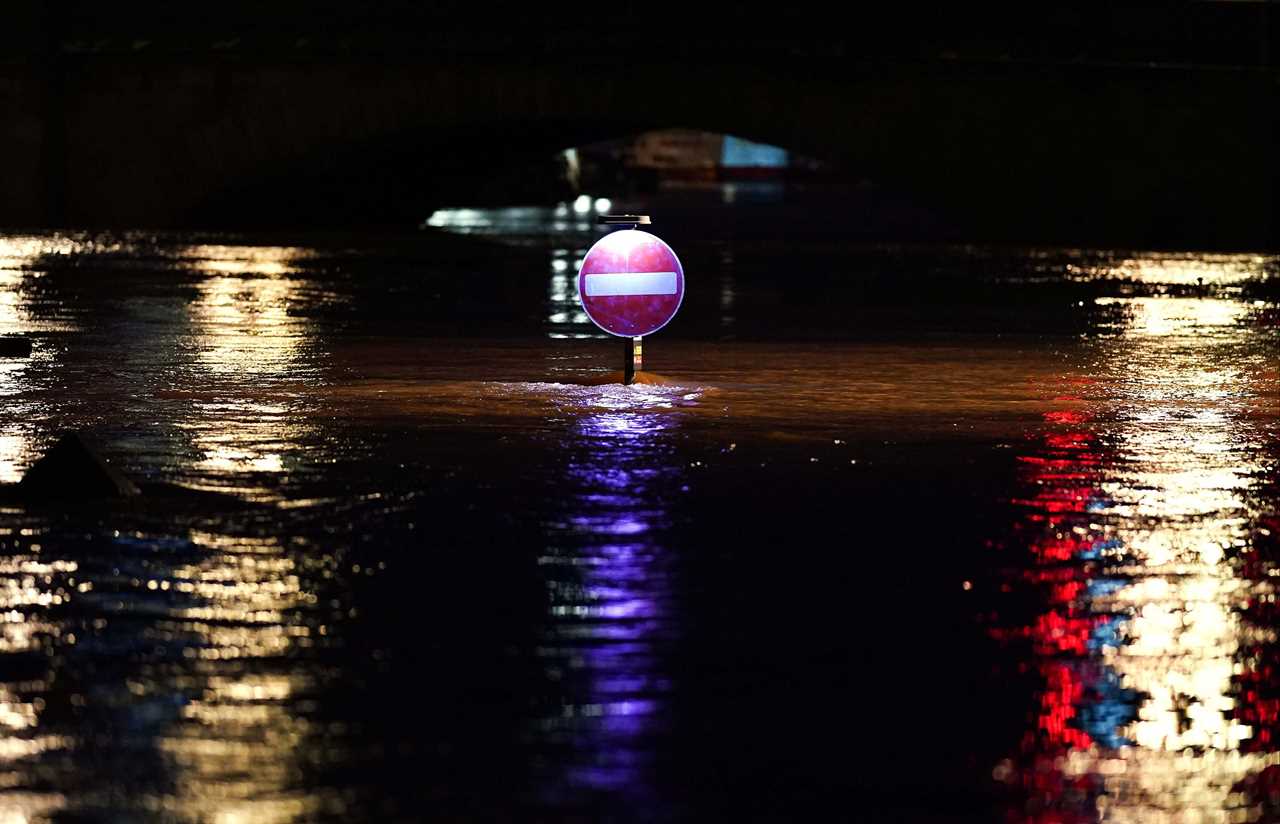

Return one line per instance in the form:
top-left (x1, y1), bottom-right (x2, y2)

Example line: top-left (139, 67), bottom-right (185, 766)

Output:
top-left (619, 335), bottom-right (640, 383)
top-left (624, 336), bottom-right (643, 385)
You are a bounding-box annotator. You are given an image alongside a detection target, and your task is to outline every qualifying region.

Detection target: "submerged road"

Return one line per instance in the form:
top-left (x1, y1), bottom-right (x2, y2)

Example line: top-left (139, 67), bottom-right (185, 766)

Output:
top-left (0, 222), bottom-right (1277, 819)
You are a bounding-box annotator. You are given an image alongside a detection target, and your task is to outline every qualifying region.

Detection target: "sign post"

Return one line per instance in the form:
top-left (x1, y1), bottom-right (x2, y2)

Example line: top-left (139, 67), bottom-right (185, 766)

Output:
top-left (579, 215), bottom-right (684, 385)
top-left (624, 336), bottom-right (643, 384)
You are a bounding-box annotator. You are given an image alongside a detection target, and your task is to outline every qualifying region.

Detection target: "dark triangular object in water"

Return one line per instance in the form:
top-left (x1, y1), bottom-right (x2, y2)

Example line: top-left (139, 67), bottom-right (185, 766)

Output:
top-left (18, 432), bottom-right (140, 499)
top-left (0, 336), bottom-right (32, 357)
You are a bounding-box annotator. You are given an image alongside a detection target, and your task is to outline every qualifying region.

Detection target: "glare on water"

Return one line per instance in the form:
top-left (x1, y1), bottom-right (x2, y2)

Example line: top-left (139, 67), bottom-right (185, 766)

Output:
top-left (996, 264), bottom-right (1280, 822)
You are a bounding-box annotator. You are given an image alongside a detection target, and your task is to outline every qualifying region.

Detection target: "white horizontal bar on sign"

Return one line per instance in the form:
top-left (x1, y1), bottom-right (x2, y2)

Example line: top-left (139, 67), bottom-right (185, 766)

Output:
top-left (583, 271), bottom-right (678, 297)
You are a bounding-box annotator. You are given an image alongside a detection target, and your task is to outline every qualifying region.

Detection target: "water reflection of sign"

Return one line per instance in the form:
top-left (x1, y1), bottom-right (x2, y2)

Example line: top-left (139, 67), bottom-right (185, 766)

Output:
top-left (578, 230), bottom-right (684, 338)
top-left (538, 408), bottom-right (683, 803)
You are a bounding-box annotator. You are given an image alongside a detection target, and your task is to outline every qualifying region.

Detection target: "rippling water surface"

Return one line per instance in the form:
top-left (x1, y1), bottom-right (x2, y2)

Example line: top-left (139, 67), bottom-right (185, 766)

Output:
top-left (0, 222), bottom-right (1277, 821)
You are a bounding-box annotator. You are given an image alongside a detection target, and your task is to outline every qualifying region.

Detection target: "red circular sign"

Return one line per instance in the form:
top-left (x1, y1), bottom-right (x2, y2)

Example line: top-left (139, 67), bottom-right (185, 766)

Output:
top-left (577, 229), bottom-right (685, 337)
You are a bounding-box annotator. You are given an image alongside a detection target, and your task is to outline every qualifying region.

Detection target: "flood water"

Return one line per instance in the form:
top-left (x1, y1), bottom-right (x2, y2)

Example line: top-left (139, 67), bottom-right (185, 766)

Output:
top-left (0, 214), bottom-right (1278, 822)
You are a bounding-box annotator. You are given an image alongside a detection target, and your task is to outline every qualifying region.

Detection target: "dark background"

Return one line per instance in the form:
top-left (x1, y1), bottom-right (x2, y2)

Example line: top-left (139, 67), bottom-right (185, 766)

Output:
top-left (1, 1), bottom-right (1276, 248)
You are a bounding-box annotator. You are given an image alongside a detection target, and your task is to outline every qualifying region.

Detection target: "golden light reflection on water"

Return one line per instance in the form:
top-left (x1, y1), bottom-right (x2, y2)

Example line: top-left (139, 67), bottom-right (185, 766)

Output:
top-left (1006, 275), bottom-right (1280, 821)
top-left (152, 529), bottom-right (323, 822)
top-left (0, 556), bottom-right (76, 655)
top-left (0, 236), bottom-right (76, 487)
top-left (181, 245), bottom-right (317, 497)
top-left (186, 402), bottom-right (292, 477)
top-left (0, 271), bottom-right (22, 334)
top-left (0, 796), bottom-right (69, 824)
top-left (0, 550), bottom-right (77, 820)
top-left (0, 519), bottom-right (327, 822)
top-left (0, 435), bottom-right (27, 485)
top-left (188, 246), bottom-right (310, 376)
top-left (1069, 254), bottom-right (1269, 287)
top-left (0, 234), bottom-right (94, 336)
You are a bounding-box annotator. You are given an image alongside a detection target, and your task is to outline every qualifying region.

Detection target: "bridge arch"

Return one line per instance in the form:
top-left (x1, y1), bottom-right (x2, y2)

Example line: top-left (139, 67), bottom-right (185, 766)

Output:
top-left (22, 55), bottom-right (1274, 245)
top-left (179, 60), bottom-right (876, 227)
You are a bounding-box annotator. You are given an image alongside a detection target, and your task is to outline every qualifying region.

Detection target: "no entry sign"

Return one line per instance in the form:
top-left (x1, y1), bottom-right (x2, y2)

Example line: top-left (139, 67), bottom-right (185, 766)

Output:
top-left (577, 229), bottom-right (685, 337)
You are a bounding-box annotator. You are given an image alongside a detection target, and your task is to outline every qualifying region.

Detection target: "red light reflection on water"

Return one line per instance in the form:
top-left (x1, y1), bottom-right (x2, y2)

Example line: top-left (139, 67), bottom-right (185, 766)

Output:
top-left (993, 293), bottom-right (1280, 822)
top-left (994, 405), bottom-right (1117, 809)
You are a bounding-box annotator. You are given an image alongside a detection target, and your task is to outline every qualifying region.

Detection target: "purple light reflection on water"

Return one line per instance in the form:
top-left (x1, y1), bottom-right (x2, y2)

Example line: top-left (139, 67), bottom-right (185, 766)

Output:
top-left (538, 408), bottom-right (683, 810)
top-left (569, 515), bottom-right (650, 535)
top-left (595, 597), bottom-right (655, 620)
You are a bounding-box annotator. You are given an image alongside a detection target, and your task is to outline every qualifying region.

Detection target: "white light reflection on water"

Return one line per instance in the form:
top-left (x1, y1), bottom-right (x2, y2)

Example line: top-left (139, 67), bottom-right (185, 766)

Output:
top-left (424, 198), bottom-right (610, 238)
top-left (1001, 276), bottom-right (1280, 821)
top-left (548, 248), bottom-right (594, 338)
top-left (421, 204), bottom-right (611, 339)
top-left (537, 398), bottom-right (685, 806)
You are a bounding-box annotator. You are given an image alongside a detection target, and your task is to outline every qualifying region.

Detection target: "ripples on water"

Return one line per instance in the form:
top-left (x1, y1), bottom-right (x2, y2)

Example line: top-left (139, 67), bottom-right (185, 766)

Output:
top-left (991, 294), bottom-right (1280, 822)
top-left (0, 225), bottom-right (1277, 821)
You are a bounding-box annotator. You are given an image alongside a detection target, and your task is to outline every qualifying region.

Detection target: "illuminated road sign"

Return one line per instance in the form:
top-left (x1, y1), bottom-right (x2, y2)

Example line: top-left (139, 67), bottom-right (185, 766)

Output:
top-left (577, 229), bottom-right (684, 337)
